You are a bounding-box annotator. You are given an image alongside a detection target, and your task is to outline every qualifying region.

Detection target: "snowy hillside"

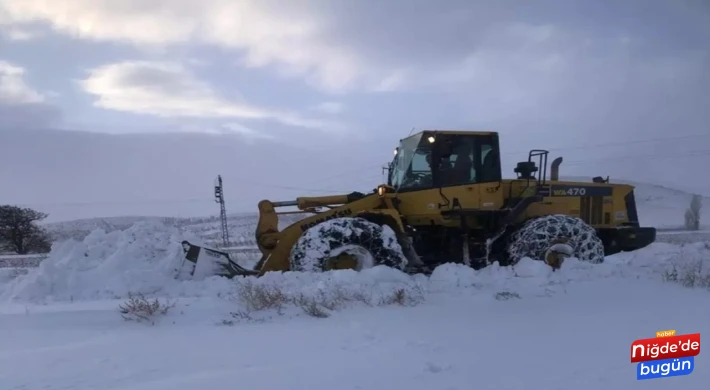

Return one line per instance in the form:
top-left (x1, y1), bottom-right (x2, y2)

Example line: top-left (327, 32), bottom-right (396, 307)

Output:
top-left (1, 220), bottom-right (709, 389)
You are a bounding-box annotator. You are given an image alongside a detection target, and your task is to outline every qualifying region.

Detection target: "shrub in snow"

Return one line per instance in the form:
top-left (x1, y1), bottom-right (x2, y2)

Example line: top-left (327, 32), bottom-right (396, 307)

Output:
top-left (236, 280), bottom-right (290, 313)
top-left (293, 295), bottom-right (332, 318)
top-left (661, 242), bottom-right (710, 289)
top-left (378, 287), bottom-right (425, 306)
top-left (118, 292), bottom-right (176, 324)
top-left (226, 268), bottom-right (425, 322)
top-left (221, 310), bottom-right (268, 325)
top-left (494, 291), bottom-right (521, 300)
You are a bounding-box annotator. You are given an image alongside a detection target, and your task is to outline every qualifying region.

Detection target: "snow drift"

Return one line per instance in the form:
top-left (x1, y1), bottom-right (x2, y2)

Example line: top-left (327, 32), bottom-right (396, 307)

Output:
top-left (2, 221), bottom-right (709, 306)
top-left (0, 221), bottom-right (231, 302)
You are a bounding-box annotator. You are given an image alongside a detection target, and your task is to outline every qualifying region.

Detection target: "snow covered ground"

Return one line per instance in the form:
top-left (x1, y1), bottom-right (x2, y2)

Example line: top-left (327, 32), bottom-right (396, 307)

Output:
top-left (1, 221), bottom-right (709, 389)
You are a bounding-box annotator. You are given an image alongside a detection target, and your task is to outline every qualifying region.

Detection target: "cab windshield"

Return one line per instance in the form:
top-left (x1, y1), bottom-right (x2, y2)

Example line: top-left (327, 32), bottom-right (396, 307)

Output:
top-left (388, 131), bottom-right (501, 191)
top-left (388, 133), bottom-right (433, 190)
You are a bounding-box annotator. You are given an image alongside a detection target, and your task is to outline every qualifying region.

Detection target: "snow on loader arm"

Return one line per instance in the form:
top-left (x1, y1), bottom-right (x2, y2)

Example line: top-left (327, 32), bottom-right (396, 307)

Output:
top-left (180, 240), bottom-right (259, 278)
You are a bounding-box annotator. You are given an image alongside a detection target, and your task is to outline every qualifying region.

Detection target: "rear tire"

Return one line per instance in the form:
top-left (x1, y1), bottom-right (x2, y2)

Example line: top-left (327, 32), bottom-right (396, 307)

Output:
top-left (289, 217), bottom-right (409, 272)
top-left (506, 214), bottom-right (605, 265)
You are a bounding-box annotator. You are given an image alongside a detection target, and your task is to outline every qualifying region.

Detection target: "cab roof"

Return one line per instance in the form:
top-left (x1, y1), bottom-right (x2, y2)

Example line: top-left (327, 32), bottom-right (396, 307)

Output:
top-left (401, 129), bottom-right (498, 141)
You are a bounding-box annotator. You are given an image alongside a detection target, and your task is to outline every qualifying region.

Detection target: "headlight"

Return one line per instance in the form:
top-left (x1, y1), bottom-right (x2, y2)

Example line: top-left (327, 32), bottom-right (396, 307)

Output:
top-left (377, 186), bottom-right (386, 196)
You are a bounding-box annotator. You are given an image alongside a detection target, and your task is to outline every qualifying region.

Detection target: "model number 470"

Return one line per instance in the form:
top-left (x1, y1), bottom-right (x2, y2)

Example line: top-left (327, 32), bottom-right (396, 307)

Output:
top-left (552, 187), bottom-right (588, 196)
top-left (565, 187), bottom-right (587, 196)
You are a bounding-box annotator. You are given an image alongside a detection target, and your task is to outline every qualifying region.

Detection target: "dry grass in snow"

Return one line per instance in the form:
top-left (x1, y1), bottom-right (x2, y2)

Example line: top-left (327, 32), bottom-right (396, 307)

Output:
top-left (119, 292), bottom-right (176, 325)
top-left (661, 242), bottom-right (710, 289)
top-left (221, 278), bottom-right (425, 324)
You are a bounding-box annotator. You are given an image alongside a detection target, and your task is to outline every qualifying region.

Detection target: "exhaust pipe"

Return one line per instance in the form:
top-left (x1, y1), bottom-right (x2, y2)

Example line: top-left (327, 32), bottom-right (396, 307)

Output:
top-left (550, 157), bottom-right (563, 181)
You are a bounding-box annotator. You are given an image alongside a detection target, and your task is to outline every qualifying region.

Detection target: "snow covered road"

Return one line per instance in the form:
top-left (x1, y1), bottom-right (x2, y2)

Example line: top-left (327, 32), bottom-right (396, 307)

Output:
top-left (2, 268), bottom-right (709, 389)
top-left (1, 222), bottom-right (709, 389)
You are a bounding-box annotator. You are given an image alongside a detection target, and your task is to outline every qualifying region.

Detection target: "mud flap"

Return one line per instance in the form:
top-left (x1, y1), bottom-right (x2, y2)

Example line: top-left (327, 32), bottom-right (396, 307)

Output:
top-left (180, 240), bottom-right (258, 279)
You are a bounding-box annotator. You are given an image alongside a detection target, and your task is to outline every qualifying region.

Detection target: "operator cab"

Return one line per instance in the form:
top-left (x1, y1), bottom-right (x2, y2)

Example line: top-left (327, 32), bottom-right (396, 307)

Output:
top-left (388, 130), bottom-right (502, 192)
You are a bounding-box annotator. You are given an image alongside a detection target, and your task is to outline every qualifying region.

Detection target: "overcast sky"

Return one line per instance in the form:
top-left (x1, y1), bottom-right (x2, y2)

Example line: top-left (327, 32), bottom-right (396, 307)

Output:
top-left (1, 0), bottom-right (709, 222)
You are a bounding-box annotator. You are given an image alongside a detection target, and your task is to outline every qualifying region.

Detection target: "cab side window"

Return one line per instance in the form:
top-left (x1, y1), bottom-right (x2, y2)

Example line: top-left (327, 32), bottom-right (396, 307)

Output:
top-left (478, 140), bottom-right (501, 183)
top-left (437, 136), bottom-right (476, 186)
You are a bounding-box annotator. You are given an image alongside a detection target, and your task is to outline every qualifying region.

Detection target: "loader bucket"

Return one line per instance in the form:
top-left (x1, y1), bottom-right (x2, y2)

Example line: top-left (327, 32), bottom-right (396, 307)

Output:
top-left (180, 240), bottom-right (258, 279)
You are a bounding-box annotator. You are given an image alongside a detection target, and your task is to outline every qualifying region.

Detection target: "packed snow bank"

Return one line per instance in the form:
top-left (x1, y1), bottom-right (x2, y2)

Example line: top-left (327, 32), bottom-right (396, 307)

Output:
top-left (0, 221), bottom-right (233, 302)
top-left (0, 221), bottom-right (424, 305)
top-left (3, 220), bottom-right (709, 306)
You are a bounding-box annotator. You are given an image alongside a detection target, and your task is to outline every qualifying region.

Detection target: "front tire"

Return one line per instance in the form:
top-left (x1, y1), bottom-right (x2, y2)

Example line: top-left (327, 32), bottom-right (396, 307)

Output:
top-left (506, 214), bottom-right (605, 265)
top-left (289, 217), bottom-right (409, 272)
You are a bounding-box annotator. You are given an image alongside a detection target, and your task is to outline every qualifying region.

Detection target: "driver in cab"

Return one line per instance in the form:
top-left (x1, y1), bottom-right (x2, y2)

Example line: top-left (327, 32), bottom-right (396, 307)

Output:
top-left (425, 148), bottom-right (471, 187)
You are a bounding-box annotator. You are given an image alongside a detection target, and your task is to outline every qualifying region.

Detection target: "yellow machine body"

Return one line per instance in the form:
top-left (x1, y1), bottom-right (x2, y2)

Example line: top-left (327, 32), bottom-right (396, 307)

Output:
top-left (183, 129), bottom-right (656, 277)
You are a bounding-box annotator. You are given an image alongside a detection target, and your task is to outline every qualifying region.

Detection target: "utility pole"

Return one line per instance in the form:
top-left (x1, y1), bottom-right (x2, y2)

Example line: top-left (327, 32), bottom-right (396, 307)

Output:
top-left (214, 175), bottom-right (230, 247)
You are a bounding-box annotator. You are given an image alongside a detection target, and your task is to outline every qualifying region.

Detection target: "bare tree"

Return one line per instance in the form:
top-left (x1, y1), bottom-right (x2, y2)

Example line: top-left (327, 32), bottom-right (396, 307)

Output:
top-left (0, 205), bottom-right (52, 254)
top-left (684, 194), bottom-right (702, 231)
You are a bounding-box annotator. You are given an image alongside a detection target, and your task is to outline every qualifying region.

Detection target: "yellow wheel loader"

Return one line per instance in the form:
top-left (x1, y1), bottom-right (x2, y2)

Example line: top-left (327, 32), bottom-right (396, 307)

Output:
top-left (181, 130), bottom-right (656, 277)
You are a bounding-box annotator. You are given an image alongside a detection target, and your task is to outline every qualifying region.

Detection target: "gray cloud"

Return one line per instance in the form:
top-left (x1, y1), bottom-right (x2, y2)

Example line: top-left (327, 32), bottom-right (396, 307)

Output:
top-left (0, 60), bottom-right (63, 129)
top-left (0, 60), bottom-right (44, 103)
top-left (0, 0), bottom-right (708, 221)
top-left (79, 60), bottom-right (345, 133)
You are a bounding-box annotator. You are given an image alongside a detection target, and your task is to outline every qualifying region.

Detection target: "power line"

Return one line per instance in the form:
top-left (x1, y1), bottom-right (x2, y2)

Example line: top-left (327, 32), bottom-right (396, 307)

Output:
top-left (298, 162), bottom-right (386, 186)
top-left (501, 132), bottom-right (710, 156)
top-left (237, 178), bottom-right (349, 194)
top-left (562, 149), bottom-right (710, 166)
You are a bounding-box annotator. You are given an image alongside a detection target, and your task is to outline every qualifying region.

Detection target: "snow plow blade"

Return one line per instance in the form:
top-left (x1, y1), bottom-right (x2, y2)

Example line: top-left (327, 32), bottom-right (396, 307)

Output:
top-left (180, 240), bottom-right (258, 278)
